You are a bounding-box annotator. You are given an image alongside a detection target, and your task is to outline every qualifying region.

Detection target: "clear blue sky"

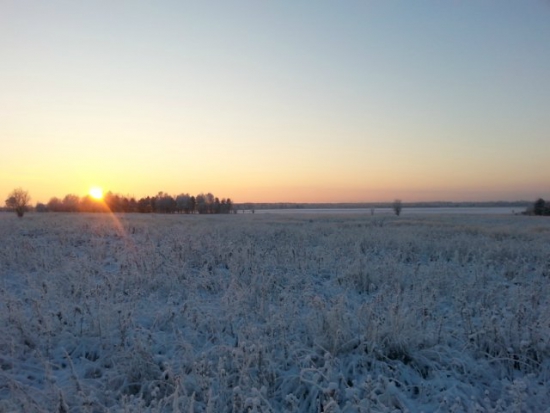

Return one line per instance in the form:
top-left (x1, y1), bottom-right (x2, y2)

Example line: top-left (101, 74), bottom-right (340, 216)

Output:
top-left (1, 1), bottom-right (549, 203)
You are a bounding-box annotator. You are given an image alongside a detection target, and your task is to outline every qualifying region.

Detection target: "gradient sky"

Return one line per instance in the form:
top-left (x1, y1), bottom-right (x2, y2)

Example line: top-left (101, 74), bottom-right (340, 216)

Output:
top-left (1, 1), bottom-right (549, 204)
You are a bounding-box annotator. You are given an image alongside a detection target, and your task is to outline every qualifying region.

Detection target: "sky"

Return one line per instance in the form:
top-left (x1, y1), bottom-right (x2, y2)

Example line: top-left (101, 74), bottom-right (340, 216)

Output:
top-left (1, 1), bottom-right (549, 204)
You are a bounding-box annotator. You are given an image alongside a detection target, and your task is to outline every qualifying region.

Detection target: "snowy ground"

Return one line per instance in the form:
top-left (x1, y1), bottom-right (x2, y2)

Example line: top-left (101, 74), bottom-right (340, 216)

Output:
top-left (0, 212), bottom-right (549, 412)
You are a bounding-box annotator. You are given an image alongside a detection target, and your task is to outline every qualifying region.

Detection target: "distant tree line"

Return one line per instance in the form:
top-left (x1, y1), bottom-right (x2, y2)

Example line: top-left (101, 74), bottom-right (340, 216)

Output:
top-left (36, 191), bottom-right (234, 214)
top-left (524, 198), bottom-right (550, 216)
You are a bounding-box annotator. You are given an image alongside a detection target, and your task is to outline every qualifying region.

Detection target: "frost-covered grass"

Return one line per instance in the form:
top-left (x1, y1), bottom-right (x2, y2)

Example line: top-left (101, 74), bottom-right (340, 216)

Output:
top-left (0, 212), bottom-right (549, 412)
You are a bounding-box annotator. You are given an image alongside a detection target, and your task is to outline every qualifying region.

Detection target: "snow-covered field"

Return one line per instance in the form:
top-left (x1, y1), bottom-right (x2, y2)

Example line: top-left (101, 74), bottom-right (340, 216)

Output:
top-left (1, 212), bottom-right (549, 412)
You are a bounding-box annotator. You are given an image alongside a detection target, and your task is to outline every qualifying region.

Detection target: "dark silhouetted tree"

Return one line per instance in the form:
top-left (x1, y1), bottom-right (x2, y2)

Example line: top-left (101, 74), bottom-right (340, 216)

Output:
top-left (219, 198), bottom-right (234, 214)
top-left (137, 196), bottom-right (153, 213)
top-left (62, 194), bottom-right (80, 212)
top-left (156, 192), bottom-right (176, 213)
top-left (534, 198), bottom-right (546, 216)
top-left (195, 193), bottom-right (207, 214)
top-left (79, 195), bottom-right (96, 212)
top-left (5, 188), bottom-right (31, 217)
top-left (393, 199), bottom-right (402, 216)
top-left (205, 193), bottom-right (215, 213)
top-left (176, 193), bottom-right (192, 214)
top-left (226, 198), bottom-right (234, 214)
top-left (104, 192), bottom-right (122, 212)
top-left (47, 197), bottom-right (63, 212)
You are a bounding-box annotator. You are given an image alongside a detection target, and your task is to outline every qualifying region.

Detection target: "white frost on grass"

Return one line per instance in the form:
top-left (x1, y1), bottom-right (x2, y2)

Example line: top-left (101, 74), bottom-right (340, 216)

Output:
top-left (0, 212), bottom-right (549, 412)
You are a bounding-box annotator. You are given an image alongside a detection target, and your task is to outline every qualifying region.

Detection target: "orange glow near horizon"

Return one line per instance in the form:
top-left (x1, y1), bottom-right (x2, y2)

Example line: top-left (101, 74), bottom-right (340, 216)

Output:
top-left (1, 3), bottom-right (550, 206)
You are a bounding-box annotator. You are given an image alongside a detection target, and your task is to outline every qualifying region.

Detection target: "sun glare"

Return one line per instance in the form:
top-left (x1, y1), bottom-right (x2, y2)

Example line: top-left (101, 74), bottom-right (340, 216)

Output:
top-left (89, 187), bottom-right (104, 200)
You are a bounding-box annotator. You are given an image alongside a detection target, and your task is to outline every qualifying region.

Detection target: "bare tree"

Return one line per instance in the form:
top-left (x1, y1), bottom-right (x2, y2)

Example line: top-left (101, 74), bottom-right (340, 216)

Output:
top-left (205, 193), bottom-right (215, 213)
top-left (176, 193), bottom-right (191, 213)
top-left (189, 196), bottom-right (196, 213)
top-left (5, 188), bottom-right (31, 217)
top-left (393, 199), bottom-right (402, 216)
top-left (156, 192), bottom-right (176, 213)
top-left (226, 198), bottom-right (234, 214)
top-left (62, 194), bottom-right (80, 212)
top-left (195, 193), bottom-right (207, 214)
top-left (47, 197), bottom-right (63, 212)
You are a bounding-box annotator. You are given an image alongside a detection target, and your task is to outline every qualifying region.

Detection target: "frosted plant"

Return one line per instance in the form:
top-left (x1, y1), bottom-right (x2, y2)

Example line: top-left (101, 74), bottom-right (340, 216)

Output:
top-left (0, 213), bottom-right (548, 411)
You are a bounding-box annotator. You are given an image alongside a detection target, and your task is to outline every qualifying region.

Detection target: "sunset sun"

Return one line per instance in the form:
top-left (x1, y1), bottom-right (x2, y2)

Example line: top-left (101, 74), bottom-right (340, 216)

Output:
top-left (89, 187), bottom-right (103, 200)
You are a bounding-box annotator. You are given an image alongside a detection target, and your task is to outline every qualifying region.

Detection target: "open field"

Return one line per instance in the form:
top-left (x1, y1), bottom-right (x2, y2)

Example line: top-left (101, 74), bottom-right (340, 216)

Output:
top-left (1, 212), bottom-right (549, 412)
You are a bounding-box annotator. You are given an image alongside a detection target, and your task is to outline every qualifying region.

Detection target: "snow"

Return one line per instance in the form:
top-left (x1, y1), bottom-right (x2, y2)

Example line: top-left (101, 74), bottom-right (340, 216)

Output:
top-left (0, 212), bottom-right (549, 412)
